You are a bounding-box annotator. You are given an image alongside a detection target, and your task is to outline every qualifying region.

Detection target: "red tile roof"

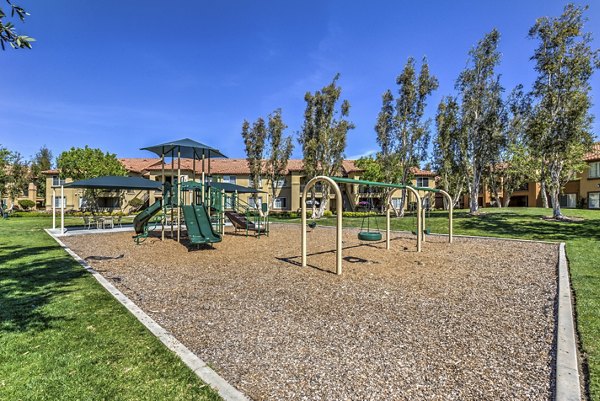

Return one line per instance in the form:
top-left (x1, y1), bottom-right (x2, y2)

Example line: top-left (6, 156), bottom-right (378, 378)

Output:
top-left (584, 142), bottom-right (600, 161)
top-left (119, 158), bottom-right (161, 173)
top-left (42, 157), bottom-right (437, 177)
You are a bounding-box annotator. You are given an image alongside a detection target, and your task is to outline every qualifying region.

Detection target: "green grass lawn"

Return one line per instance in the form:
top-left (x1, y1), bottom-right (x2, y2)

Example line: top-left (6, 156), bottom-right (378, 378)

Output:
top-left (274, 207), bottom-right (600, 399)
top-left (0, 216), bottom-right (221, 401)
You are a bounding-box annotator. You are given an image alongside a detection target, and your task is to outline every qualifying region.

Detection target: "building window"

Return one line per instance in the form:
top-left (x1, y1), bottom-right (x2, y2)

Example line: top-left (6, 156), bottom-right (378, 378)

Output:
top-left (589, 192), bottom-right (600, 209)
top-left (222, 175), bottom-right (236, 184)
top-left (589, 162), bottom-right (600, 179)
top-left (273, 197), bottom-right (287, 209)
top-left (416, 177), bottom-right (429, 187)
top-left (248, 177), bottom-right (262, 187)
top-left (391, 198), bottom-right (402, 210)
top-left (271, 178), bottom-right (286, 188)
top-left (248, 196), bottom-right (262, 208)
top-left (54, 196), bottom-right (66, 208)
top-left (559, 193), bottom-right (577, 208)
top-left (52, 175), bottom-right (65, 186)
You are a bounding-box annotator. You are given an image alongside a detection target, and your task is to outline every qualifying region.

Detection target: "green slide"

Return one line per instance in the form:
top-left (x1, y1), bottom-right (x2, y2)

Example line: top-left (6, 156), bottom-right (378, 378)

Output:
top-left (182, 204), bottom-right (222, 244)
top-left (133, 200), bottom-right (162, 235)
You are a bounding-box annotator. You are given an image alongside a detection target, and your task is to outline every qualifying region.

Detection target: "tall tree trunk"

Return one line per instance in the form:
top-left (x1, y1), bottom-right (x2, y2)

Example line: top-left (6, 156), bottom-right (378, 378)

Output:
top-left (540, 180), bottom-right (549, 208)
top-left (396, 188), bottom-right (406, 217)
top-left (469, 169), bottom-right (480, 213)
top-left (540, 162), bottom-right (549, 208)
top-left (503, 192), bottom-right (512, 207)
top-left (549, 161), bottom-right (563, 219)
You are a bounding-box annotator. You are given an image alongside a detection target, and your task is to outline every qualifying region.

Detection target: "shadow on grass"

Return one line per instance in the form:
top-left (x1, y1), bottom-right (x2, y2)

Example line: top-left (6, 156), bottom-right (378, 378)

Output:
top-left (0, 245), bottom-right (86, 333)
top-left (457, 211), bottom-right (600, 241)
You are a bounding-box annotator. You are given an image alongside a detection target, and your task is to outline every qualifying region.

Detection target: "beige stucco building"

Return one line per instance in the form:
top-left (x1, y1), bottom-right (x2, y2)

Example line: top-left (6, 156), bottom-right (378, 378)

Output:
top-left (42, 158), bottom-right (437, 214)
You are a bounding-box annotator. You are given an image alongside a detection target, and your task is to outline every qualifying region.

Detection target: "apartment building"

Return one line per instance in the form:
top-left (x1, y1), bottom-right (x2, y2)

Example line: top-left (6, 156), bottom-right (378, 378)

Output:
top-left (464, 142), bottom-right (600, 209)
top-left (42, 158), bottom-right (437, 213)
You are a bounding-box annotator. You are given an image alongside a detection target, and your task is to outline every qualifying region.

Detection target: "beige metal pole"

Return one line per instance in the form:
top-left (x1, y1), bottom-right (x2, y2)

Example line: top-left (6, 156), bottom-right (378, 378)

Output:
top-left (201, 153), bottom-right (205, 203)
top-left (404, 186), bottom-right (422, 252)
top-left (52, 188), bottom-right (56, 230)
top-left (177, 148), bottom-right (181, 242)
top-left (221, 189), bottom-right (225, 235)
top-left (161, 152), bottom-right (165, 241)
top-left (439, 189), bottom-right (453, 243)
top-left (386, 206), bottom-right (390, 250)
top-left (301, 187), bottom-right (307, 268)
top-left (302, 176), bottom-right (343, 275)
top-left (171, 150), bottom-right (174, 239)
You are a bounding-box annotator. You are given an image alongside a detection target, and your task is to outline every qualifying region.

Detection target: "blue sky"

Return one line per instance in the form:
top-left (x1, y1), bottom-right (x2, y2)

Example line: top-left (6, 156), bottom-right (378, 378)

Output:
top-left (1, 1), bottom-right (599, 163)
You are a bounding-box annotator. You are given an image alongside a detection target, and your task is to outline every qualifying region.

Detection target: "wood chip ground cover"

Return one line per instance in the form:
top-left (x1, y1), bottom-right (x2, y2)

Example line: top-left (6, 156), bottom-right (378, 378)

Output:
top-left (62, 224), bottom-right (558, 400)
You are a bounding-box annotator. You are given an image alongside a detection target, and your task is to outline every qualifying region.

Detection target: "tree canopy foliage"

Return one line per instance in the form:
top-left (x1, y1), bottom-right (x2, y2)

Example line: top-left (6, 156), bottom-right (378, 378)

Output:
top-left (527, 3), bottom-right (599, 218)
top-left (298, 74), bottom-right (354, 218)
top-left (375, 57), bottom-right (438, 215)
top-left (0, 0), bottom-right (35, 50)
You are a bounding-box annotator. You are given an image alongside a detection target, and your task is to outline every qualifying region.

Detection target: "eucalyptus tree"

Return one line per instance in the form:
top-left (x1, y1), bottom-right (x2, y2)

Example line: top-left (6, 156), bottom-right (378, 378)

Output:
top-left (241, 117), bottom-right (267, 205)
top-left (30, 145), bottom-right (53, 195)
top-left (6, 151), bottom-right (28, 203)
top-left (375, 57), bottom-right (438, 216)
top-left (527, 4), bottom-right (599, 218)
top-left (433, 96), bottom-right (468, 208)
top-left (0, 145), bottom-right (10, 198)
top-left (298, 74), bottom-right (354, 218)
top-left (456, 29), bottom-right (505, 213)
top-left (264, 109), bottom-right (294, 209)
top-left (0, 0), bottom-right (35, 50)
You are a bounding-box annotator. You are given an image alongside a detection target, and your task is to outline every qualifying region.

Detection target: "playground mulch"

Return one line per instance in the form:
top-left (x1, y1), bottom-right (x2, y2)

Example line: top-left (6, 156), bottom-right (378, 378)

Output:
top-left (62, 224), bottom-right (558, 400)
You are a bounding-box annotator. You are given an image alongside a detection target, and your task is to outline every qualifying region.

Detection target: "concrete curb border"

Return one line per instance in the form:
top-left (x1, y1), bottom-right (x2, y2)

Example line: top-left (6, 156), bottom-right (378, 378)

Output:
top-left (45, 229), bottom-right (249, 401)
top-left (556, 242), bottom-right (582, 401)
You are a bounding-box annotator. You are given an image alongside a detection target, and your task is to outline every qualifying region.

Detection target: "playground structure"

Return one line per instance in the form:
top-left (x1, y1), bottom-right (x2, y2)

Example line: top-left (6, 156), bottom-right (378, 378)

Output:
top-left (132, 138), bottom-right (269, 246)
top-left (301, 176), bottom-right (453, 275)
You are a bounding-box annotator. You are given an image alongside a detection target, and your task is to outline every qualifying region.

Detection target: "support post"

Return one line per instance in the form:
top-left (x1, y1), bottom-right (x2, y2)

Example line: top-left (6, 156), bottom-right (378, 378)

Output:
top-left (221, 189), bottom-right (225, 235)
top-left (177, 148), bottom-right (181, 242)
top-left (60, 185), bottom-right (64, 234)
top-left (161, 151), bottom-right (165, 241)
top-left (171, 150), bottom-right (174, 239)
top-left (439, 189), bottom-right (453, 243)
top-left (52, 188), bottom-right (56, 230)
top-left (386, 206), bottom-right (390, 250)
top-left (302, 176), bottom-right (343, 275)
top-left (201, 152), bottom-right (205, 203)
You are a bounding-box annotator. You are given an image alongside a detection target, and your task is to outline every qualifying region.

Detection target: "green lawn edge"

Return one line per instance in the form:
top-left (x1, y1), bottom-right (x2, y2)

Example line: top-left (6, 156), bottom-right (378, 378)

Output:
top-left (0, 217), bottom-right (222, 401)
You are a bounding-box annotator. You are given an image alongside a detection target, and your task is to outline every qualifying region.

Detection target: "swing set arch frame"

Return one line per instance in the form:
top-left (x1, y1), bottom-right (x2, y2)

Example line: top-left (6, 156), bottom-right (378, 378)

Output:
top-left (301, 176), bottom-right (453, 275)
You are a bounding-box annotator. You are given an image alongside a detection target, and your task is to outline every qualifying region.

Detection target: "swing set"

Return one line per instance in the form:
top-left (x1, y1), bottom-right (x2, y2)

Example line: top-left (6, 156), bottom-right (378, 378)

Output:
top-left (301, 176), bottom-right (453, 275)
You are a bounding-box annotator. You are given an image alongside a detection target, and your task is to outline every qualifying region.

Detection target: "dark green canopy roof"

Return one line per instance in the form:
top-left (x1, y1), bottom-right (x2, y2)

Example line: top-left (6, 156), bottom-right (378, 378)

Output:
top-left (141, 138), bottom-right (227, 159)
top-left (63, 176), bottom-right (162, 190)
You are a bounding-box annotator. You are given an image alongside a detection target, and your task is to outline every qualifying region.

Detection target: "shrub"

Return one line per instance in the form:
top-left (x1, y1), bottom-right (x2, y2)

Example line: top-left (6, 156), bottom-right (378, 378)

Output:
top-left (18, 199), bottom-right (36, 210)
top-left (323, 210), bottom-right (333, 217)
top-left (342, 211), bottom-right (380, 218)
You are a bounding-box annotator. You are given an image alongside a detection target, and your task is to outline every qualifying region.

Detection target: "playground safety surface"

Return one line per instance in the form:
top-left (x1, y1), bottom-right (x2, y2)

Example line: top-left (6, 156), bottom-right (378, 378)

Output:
top-left (62, 224), bottom-right (558, 400)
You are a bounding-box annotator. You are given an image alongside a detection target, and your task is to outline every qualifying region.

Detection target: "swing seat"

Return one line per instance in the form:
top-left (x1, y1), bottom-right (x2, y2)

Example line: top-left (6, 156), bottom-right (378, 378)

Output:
top-left (358, 231), bottom-right (382, 241)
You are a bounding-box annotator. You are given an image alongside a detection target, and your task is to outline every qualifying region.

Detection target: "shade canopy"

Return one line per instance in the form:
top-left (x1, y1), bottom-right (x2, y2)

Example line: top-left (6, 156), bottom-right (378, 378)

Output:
top-left (63, 176), bottom-right (163, 190)
top-left (140, 138), bottom-right (228, 159)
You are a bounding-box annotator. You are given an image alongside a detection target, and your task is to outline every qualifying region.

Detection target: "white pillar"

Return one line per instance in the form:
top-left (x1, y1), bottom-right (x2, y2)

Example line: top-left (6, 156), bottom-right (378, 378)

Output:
top-left (60, 185), bottom-right (65, 233)
top-left (52, 188), bottom-right (56, 230)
